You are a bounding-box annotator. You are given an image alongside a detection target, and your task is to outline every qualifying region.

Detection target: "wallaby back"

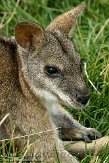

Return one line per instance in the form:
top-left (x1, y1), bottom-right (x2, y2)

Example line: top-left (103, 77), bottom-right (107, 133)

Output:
top-left (0, 37), bottom-right (19, 111)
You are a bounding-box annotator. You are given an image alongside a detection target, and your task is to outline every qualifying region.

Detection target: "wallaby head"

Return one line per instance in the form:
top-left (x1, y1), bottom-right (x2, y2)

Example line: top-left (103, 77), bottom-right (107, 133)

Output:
top-left (15, 2), bottom-right (89, 109)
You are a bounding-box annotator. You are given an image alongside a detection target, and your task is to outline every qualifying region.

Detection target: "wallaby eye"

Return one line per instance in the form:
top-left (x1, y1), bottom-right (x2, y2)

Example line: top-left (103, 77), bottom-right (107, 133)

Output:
top-left (44, 65), bottom-right (60, 77)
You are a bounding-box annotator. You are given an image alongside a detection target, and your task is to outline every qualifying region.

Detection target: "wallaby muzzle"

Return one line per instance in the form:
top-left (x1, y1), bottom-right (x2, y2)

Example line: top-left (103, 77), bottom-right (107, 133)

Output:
top-left (76, 92), bottom-right (90, 105)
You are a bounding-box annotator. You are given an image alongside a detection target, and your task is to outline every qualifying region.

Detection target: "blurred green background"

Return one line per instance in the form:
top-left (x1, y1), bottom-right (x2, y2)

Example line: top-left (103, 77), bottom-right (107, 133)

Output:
top-left (0, 0), bottom-right (109, 162)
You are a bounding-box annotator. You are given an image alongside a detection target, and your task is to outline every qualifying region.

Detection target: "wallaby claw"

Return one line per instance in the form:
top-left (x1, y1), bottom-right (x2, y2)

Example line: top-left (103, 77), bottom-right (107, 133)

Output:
top-left (81, 133), bottom-right (92, 143)
top-left (79, 127), bottom-right (102, 143)
top-left (61, 127), bottom-right (102, 143)
top-left (85, 128), bottom-right (102, 140)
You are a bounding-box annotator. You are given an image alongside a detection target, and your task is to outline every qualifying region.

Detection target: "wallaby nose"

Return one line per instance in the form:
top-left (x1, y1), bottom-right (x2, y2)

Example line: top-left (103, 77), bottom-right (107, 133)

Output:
top-left (76, 93), bottom-right (90, 105)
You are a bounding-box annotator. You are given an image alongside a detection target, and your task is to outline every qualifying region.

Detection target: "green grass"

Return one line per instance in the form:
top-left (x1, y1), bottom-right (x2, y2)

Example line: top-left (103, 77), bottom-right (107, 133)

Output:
top-left (0, 0), bottom-right (109, 162)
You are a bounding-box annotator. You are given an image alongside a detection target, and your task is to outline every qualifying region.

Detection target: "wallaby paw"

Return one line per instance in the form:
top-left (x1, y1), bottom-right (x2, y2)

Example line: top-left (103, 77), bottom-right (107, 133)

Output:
top-left (58, 150), bottom-right (79, 163)
top-left (73, 127), bottom-right (102, 143)
top-left (83, 127), bottom-right (102, 142)
top-left (61, 127), bottom-right (102, 143)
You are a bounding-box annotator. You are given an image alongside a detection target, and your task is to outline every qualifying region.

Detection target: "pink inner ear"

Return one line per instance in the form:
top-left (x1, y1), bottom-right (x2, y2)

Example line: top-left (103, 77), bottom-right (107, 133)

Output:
top-left (15, 22), bottom-right (44, 49)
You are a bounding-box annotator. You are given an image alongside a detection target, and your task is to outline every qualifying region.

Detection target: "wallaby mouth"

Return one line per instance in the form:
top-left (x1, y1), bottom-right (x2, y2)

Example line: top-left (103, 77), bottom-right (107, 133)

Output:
top-left (58, 93), bottom-right (90, 109)
top-left (76, 93), bottom-right (90, 105)
top-left (59, 88), bottom-right (90, 109)
top-left (72, 91), bottom-right (90, 108)
top-left (56, 86), bottom-right (90, 109)
top-left (69, 96), bottom-right (90, 109)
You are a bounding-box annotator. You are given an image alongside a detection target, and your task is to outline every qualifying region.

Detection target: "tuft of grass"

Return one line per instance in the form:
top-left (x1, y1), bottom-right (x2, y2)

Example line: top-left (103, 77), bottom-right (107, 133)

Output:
top-left (0, 0), bottom-right (109, 162)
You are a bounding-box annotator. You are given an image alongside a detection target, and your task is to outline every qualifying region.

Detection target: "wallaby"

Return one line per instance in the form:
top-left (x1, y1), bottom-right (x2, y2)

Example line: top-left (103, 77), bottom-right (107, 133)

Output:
top-left (0, 2), bottom-right (102, 163)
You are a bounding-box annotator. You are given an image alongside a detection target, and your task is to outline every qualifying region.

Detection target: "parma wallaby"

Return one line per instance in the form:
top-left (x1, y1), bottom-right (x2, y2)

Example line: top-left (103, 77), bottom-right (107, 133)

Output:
top-left (0, 2), bottom-right (102, 163)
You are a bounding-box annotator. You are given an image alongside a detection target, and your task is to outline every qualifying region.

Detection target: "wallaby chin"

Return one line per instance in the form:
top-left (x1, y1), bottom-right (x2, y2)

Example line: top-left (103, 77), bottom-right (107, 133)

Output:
top-left (34, 87), bottom-right (86, 110)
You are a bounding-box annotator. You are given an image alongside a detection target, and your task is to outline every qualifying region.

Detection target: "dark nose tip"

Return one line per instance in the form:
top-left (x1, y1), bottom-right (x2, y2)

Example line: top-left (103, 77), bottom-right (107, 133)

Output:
top-left (76, 93), bottom-right (90, 105)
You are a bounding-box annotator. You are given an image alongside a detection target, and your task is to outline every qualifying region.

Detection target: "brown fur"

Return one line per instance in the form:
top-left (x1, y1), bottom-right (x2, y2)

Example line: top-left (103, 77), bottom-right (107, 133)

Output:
top-left (0, 3), bottom-right (102, 162)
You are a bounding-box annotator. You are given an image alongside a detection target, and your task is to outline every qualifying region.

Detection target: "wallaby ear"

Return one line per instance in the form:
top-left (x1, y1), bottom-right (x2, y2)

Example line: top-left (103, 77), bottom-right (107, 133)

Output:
top-left (47, 2), bottom-right (85, 35)
top-left (15, 22), bottom-right (44, 50)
